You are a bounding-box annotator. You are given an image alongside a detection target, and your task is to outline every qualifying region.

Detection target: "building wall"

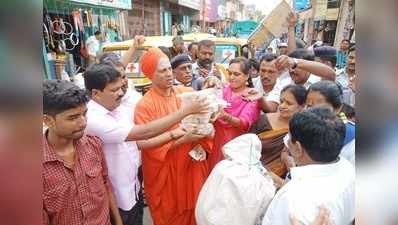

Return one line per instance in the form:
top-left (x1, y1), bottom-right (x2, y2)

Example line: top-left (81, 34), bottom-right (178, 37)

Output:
top-left (127, 0), bottom-right (161, 37)
top-left (334, 0), bottom-right (355, 46)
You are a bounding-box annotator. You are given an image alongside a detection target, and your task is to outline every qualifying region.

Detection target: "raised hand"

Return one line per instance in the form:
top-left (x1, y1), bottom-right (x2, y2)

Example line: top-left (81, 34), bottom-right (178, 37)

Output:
top-left (275, 55), bottom-right (295, 72)
top-left (287, 12), bottom-right (298, 28)
top-left (133, 35), bottom-right (145, 48)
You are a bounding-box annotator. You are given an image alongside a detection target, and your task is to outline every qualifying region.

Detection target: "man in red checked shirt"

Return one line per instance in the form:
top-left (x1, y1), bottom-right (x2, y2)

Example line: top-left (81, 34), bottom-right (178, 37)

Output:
top-left (42, 80), bottom-right (122, 225)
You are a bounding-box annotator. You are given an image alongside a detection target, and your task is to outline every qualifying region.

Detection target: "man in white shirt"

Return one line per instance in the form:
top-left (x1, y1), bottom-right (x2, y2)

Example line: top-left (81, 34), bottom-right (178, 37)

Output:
top-left (83, 64), bottom-right (209, 225)
top-left (335, 46), bottom-right (356, 107)
top-left (263, 107), bottom-right (355, 225)
top-left (246, 49), bottom-right (336, 113)
top-left (86, 31), bottom-right (102, 65)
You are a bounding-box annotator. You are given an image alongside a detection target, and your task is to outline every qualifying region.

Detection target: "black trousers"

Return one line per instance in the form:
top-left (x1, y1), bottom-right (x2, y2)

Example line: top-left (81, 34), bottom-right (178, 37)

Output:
top-left (118, 166), bottom-right (144, 225)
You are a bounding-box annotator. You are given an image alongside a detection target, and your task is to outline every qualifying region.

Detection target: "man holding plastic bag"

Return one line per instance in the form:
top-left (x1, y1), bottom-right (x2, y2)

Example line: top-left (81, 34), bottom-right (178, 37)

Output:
top-left (134, 48), bottom-right (222, 225)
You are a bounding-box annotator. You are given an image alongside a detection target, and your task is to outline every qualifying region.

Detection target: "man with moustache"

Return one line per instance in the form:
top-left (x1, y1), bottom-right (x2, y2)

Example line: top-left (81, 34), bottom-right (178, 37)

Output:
top-left (171, 53), bottom-right (196, 88)
top-left (134, 48), bottom-right (213, 225)
top-left (191, 39), bottom-right (223, 90)
top-left (83, 63), bottom-right (209, 225)
top-left (43, 80), bottom-right (123, 225)
top-left (336, 39), bottom-right (351, 69)
top-left (336, 46), bottom-right (356, 107)
top-left (244, 49), bottom-right (336, 113)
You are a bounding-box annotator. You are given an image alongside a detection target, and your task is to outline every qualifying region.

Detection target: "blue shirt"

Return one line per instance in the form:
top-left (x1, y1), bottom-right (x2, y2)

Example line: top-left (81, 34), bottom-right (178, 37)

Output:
top-left (336, 50), bottom-right (348, 69)
top-left (344, 122), bottom-right (355, 145)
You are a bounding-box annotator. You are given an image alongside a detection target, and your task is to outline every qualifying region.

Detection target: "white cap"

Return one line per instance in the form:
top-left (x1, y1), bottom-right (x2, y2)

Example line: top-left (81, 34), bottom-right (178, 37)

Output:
top-left (278, 43), bottom-right (288, 48)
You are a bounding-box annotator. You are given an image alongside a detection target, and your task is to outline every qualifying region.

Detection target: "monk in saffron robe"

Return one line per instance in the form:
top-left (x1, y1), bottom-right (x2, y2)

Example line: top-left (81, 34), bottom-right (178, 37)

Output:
top-left (134, 48), bottom-right (213, 225)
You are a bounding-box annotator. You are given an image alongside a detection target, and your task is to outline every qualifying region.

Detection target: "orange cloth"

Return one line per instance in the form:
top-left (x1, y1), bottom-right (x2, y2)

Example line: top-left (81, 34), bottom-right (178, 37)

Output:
top-left (140, 47), bottom-right (168, 80)
top-left (134, 86), bottom-right (213, 225)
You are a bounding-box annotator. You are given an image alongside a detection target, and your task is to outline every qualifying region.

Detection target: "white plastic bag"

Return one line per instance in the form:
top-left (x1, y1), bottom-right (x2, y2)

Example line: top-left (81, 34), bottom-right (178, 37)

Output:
top-left (195, 134), bottom-right (276, 225)
top-left (179, 88), bottom-right (228, 136)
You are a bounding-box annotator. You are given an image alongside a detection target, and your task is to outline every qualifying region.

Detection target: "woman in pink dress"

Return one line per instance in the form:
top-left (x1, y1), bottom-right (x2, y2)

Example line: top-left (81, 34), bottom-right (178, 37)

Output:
top-left (209, 57), bottom-right (261, 170)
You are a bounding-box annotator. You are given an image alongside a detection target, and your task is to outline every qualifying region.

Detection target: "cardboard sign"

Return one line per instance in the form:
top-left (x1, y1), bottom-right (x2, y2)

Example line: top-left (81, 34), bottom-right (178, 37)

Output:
top-left (248, 0), bottom-right (294, 48)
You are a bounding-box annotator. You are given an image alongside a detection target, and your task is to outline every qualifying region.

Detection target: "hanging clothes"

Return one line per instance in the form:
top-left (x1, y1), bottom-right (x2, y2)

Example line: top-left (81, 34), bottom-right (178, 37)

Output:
top-left (72, 10), bottom-right (84, 32)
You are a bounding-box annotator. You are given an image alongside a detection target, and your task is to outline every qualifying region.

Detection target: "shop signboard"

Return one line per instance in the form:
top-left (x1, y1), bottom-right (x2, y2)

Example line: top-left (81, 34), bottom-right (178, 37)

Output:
top-left (294, 0), bottom-right (311, 11)
top-left (201, 0), bottom-right (219, 22)
top-left (326, 8), bottom-right (339, 20)
top-left (71, 0), bottom-right (132, 10)
top-left (178, 0), bottom-right (201, 11)
top-left (314, 0), bottom-right (328, 21)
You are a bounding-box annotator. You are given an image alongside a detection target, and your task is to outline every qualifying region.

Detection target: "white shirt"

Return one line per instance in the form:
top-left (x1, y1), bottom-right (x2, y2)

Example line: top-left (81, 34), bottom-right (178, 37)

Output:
top-left (191, 62), bottom-right (226, 89)
top-left (120, 88), bottom-right (142, 122)
top-left (336, 70), bottom-right (355, 107)
top-left (252, 76), bottom-right (264, 93)
top-left (340, 139), bottom-right (355, 167)
top-left (335, 69), bottom-right (349, 88)
top-left (120, 88), bottom-right (143, 167)
top-left (262, 158), bottom-right (355, 225)
top-left (265, 71), bottom-right (292, 104)
top-left (86, 35), bottom-right (100, 57)
top-left (267, 72), bottom-right (321, 104)
top-left (85, 100), bottom-right (140, 211)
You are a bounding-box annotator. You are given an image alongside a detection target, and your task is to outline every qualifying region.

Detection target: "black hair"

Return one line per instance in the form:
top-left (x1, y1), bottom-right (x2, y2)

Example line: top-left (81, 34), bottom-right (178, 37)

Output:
top-left (229, 57), bottom-right (253, 88)
top-left (98, 53), bottom-right (124, 68)
top-left (348, 45), bottom-right (355, 53)
top-left (198, 39), bottom-right (215, 51)
top-left (295, 38), bottom-right (306, 49)
top-left (320, 56), bottom-right (337, 68)
top-left (341, 103), bottom-right (355, 121)
top-left (83, 63), bottom-right (121, 93)
top-left (43, 80), bottom-right (89, 116)
top-left (260, 53), bottom-right (277, 64)
top-left (188, 42), bottom-right (198, 51)
top-left (307, 80), bottom-right (343, 110)
top-left (289, 48), bottom-right (315, 61)
top-left (281, 84), bottom-right (307, 106)
top-left (248, 58), bottom-right (260, 71)
top-left (94, 30), bottom-right (101, 36)
top-left (158, 46), bottom-right (171, 59)
top-left (341, 39), bottom-right (350, 44)
top-left (289, 106), bottom-right (346, 162)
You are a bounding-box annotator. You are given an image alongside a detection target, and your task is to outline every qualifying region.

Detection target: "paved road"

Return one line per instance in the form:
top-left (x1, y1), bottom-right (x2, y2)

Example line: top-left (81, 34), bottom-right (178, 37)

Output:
top-left (143, 206), bottom-right (153, 225)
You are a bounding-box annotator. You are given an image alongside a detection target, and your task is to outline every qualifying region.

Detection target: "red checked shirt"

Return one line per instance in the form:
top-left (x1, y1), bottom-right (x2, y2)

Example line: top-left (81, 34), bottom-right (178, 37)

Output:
top-left (43, 133), bottom-right (112, 225)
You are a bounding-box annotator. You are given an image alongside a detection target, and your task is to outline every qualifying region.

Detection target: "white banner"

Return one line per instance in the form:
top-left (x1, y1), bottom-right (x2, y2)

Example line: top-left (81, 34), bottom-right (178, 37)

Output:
top-left (178, 0), bottom-right (201, 10)
top-left (71, 0), bottom-right (132, 10)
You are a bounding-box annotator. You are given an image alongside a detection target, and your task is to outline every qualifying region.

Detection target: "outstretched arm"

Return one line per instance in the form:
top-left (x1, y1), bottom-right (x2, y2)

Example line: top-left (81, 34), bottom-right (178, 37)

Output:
top-left (275, 55), bottom-right (336, 81)
top-left (127, 97), bottom-right (209, 141)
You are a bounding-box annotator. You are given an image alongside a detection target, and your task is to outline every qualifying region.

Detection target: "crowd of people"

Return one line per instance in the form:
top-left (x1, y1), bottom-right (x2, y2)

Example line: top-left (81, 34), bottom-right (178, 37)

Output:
top-left (43, 12), bottom-right (356, 225)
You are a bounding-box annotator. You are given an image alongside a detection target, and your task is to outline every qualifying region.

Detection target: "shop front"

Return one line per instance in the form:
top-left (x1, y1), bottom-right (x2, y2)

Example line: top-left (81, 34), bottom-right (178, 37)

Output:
top-left (161, 0), bottom-right (200, 35)
top-left (43, 0), bottom-right (131, 80)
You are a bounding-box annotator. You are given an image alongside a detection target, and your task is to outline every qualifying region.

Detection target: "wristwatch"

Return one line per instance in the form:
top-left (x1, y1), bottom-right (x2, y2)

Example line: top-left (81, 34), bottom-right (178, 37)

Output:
top-left (292, 58), bottom-right (299, 69)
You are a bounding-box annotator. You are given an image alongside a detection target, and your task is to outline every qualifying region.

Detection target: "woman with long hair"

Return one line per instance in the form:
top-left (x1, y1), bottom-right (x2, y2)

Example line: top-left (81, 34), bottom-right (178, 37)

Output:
top-left (250, 85), bottom-right (307, 177)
